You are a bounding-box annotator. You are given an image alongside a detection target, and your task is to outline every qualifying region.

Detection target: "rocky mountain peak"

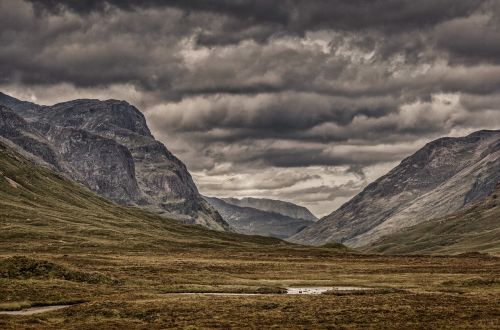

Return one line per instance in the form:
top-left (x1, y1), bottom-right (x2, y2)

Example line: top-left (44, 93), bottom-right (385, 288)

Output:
top-left (0, 92), bottom-right (229, 231)
top-left (35, 99), bottom-right (153, 139)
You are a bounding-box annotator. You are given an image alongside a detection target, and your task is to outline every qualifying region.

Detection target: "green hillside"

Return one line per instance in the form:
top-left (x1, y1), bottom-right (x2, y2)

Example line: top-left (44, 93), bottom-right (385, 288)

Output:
top-left (0, 141), bottom-right (292, 254)
top-left (364, 184), bottom-right (500, 255)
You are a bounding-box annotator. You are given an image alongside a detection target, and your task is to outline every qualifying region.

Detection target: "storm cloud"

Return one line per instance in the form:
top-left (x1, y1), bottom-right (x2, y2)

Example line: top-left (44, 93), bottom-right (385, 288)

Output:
top-left (2, 0), bottom-right (500, 215)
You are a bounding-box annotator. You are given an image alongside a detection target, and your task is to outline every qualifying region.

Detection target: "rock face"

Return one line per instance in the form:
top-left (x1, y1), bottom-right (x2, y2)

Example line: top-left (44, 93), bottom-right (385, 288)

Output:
top-left (289, 130), bottom-right (500, 247)
top-left (0, 92), bottom-right (229, 231)
top-left (220, 197), bottom-right (318, 222)
top-left (0, 105), bottom-right (64, 172)
top-left (205, 196), bottom-right (315, 238)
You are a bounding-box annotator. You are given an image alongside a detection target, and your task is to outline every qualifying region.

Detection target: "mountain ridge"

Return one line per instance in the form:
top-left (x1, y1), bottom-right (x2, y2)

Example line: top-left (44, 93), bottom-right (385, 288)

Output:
top-left (289, 129), bottom-right (500, 247)
top-left (205, 196), bottom-right (315, 238)
top-left (219, 196), bottom-right (318, 222)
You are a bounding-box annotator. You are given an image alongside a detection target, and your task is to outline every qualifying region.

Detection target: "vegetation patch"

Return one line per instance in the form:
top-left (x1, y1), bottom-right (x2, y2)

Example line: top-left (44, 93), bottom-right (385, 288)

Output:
top-left (0, 256), bottom-right (118, 284)
top-left (255, 286), bottom-right (287, 294)
top-left (441, 277), bottom-right (500, 287)
top-left (320, 242), bottom-right (352, 251)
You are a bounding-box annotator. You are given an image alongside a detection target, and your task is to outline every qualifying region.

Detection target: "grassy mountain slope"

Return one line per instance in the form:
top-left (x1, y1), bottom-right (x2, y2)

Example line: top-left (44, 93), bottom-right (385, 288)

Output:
top-left (363, 184), bottom-right (500, 255)
top-left (0, 140), bottom-right (291, 254)
top-left (290, 130), bottom-right (499, 247)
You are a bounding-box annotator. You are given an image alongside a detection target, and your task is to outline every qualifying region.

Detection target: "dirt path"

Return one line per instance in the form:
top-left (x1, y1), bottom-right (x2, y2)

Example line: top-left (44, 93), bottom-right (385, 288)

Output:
top-left (0, 305), bottom-right (71, 316)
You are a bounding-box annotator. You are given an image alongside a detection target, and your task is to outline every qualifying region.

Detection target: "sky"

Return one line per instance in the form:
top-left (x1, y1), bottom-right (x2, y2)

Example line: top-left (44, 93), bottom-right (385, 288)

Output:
top-left (1, 0), bottom-right (500, 217)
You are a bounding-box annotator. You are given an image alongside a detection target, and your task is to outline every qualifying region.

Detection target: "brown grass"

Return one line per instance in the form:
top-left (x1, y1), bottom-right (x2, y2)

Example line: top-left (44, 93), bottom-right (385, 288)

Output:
top-left (0, 251), bottom-right (498, 329)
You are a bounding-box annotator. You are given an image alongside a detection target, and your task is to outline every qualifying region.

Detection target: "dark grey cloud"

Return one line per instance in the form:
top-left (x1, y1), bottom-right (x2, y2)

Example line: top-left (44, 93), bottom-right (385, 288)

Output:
top-left (0, 2), bottom-right (192, 94)
top-left (3, 0), bottom-right (500, 98)
top-left (28, 0), bottom-right (290, 23)
top-left (28, 0), bottom-right (484, 32)
top-left (279, 180), bottom-right (364, 202)
top-left (435, 14), bottom-right (500, 64)
top-left (220, 143), bottom-right (416, 169)
top-left (150, 94), bottom-right (398, 133)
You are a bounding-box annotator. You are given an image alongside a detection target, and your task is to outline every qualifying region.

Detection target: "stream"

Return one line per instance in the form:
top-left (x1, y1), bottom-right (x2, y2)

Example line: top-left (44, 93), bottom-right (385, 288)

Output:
top-left (179, 286), bottom-right (373, 296)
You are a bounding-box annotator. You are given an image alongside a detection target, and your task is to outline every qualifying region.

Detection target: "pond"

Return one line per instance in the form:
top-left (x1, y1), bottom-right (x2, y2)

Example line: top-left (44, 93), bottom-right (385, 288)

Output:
top-left (286, 286), bottom-right (373, 295)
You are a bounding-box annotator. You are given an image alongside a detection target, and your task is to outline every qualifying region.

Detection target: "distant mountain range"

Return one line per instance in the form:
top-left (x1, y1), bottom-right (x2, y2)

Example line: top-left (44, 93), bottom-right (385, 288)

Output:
top-left (218, 197), bottom-right (318, 222)
top-left (290, 130), bottom-right (500, 249)
top-left (205, 196), bottom-right (316, 238)
top-left (0, 92), bottom-right (228, 231)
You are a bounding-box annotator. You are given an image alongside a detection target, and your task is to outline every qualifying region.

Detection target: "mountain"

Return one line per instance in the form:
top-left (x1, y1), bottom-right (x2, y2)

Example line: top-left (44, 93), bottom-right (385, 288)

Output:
top-left (0, 92), bottom-right (228, 231)
top-left (0, 140), bottom-right (285, 253)
top-left (363, 183), bottom-right (500, 255)
top-left (204, 196), bottom-right (315, 238)
top-left (290, 130), bottom-right (500, 247)
top-left (219, 197), bottom-right (318, 222)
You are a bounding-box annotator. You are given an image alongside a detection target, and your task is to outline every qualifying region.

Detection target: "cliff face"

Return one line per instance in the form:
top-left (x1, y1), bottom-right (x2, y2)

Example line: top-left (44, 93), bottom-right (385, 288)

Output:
top-left (290, 130), bottom-right (500, 247)
top-left (0, 92), bottom-right (229, 231)
top-left (0, 105), bottom-right (63, 171)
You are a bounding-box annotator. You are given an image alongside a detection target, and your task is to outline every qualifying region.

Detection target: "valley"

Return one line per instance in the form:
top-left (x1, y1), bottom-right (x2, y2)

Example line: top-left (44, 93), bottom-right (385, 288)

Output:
top-left (2, 1), bottom-right (500, 328)
top-left (0, 139), bottom-right (499, 329)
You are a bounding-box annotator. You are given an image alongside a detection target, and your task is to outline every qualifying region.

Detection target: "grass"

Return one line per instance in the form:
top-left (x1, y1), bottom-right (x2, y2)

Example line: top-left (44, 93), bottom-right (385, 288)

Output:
top-left (0, 256), bottom-right (117, 284)
top-left (0, 141), bottom-right (499, 328)
top-left (0, 252), bottom-right (497, 328)
top-left (0, 301), bottom-right (32, 312)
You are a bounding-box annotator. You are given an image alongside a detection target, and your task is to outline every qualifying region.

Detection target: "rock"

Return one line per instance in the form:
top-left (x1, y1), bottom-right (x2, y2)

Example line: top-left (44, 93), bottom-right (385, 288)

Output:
top-left (0, 105), bottom-right (62, 170)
